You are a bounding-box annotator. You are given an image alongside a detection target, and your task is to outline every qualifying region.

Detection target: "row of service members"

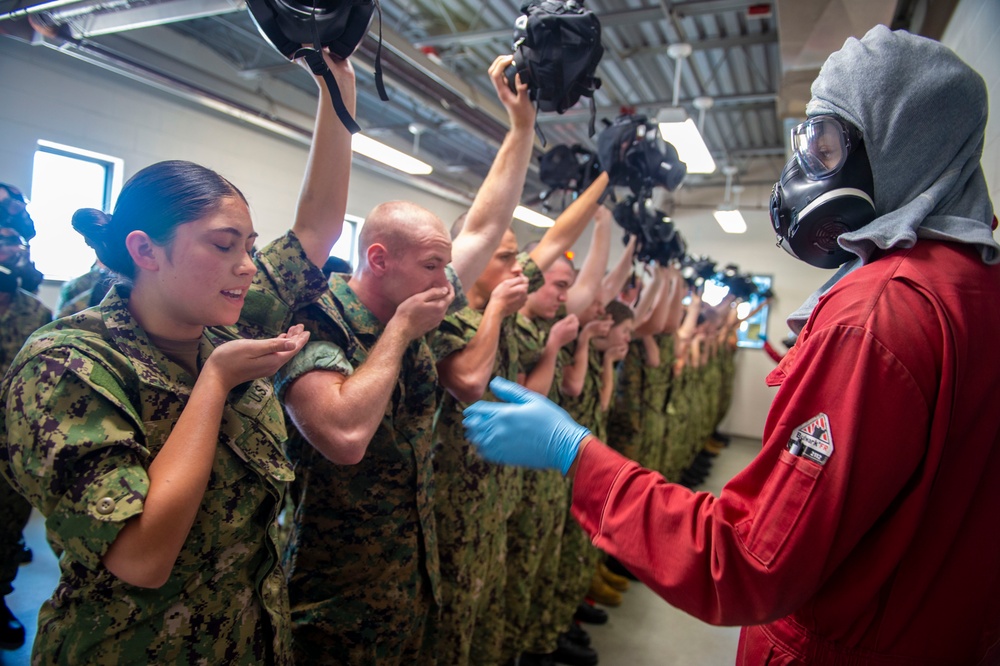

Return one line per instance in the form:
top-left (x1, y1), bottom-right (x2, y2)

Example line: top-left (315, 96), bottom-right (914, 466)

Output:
top-left (1, 242), bottom-right (745, 664)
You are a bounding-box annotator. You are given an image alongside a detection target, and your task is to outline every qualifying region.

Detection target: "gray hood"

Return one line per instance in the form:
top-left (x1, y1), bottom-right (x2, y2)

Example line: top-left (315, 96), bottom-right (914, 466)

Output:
top-left (787, 25), bottom-right (998, 332)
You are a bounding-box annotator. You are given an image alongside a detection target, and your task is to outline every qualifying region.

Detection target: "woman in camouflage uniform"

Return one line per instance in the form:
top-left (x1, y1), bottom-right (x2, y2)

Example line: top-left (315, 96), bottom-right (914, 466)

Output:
top-left (0, 53), bottom-right (355, 665)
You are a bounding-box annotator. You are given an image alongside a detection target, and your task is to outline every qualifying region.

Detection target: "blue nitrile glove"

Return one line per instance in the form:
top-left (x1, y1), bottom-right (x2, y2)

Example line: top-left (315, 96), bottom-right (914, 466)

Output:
top-left (462, 376), bottom-right (591, 475)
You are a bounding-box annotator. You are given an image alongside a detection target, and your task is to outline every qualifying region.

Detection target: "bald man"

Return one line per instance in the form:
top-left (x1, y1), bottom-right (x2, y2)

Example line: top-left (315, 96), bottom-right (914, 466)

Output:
top-left (274, 56), bottom-right (538, 664)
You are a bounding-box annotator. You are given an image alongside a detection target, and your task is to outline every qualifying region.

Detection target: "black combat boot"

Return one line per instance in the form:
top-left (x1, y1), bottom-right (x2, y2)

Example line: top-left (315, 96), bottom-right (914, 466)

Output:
top-left (552, 633), bottom-right (598, 666)
top-left (573, 602), bottom-right (608, 625)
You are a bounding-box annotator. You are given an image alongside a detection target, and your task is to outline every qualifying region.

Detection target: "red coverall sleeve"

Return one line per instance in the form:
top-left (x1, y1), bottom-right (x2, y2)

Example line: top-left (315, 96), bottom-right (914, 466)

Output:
top-left (571, 324), bottom-right (930, 626)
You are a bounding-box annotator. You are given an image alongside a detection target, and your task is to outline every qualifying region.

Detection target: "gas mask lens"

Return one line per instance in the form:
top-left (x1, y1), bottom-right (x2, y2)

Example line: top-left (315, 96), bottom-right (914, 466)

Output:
top-left (791, 116), bottom-right (855, 180)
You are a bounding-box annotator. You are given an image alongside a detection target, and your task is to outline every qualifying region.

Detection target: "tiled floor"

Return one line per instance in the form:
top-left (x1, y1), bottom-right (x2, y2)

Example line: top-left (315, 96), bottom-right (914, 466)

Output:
top-left (2, 436), bottom-right (760, 665)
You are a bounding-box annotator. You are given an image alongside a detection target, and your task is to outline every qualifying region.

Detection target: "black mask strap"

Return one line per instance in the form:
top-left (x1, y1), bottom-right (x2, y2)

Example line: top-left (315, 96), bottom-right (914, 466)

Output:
top-left (293, 5), bottom-right (362, 134)
top-left (373, 0), bottom-right (388, 101)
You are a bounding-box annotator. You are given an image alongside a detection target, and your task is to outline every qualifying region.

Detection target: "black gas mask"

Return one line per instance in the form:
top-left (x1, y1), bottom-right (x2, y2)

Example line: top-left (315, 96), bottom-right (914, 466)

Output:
top-left (247, 0), bottom-right (386, 134)
top-left (769, 115), bottom-right (875, 269)
top-left (0, 185), bottom-right (44, 293)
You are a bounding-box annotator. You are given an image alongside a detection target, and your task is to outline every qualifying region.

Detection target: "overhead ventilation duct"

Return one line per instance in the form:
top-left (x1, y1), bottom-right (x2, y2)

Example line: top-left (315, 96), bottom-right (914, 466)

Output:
top-left (10, 0), bottom-right (245, 39)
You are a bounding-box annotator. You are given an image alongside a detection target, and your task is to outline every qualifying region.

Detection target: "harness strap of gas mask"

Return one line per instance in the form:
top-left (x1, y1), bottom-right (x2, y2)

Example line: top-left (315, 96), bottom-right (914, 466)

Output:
top-left (293, 6), bottom-right (362, 134)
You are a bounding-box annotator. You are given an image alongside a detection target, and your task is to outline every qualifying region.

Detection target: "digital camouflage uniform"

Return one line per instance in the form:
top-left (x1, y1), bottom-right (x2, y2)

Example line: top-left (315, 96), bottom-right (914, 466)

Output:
top-left (428, 253), bottom-right (542, 666)
top-left (640, 333), bottom-right (673, 475)
top-left (0, 289), bottom-right (51, 602)
top-left (55, 265), bottom-right (111, 319)
top-left (276, 268), bottom-right (466, 666)
top-left (551, 346), bottom-right (605, 634)
top-left (605, 339), bottom-right (647, 462)
top-left (504, 311), bottom-right (569, 658)
top-left (716, 342), bottom-right (736, 429)
top-left (0, 232), bottom-right (326, 665)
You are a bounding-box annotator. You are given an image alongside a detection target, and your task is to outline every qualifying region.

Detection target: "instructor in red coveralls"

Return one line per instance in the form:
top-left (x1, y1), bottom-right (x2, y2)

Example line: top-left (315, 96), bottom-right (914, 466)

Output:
top-left (462, 26), bottom-right (1000, 666)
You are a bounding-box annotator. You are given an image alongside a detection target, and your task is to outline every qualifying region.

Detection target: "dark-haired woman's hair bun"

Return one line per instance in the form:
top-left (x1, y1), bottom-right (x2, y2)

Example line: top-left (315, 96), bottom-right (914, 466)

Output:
top-left (71, 208), bottom-right (128, 274)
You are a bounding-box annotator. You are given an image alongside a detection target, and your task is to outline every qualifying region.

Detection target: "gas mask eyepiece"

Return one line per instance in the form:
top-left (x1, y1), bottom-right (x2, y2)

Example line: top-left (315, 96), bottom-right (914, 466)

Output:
top-left (769, 116), bottom-right (875, 269)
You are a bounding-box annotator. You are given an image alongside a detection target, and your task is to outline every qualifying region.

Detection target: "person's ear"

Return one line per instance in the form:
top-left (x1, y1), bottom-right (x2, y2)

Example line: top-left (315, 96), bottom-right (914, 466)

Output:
top-left (125, 231), bottom-right (159, 272)
top-left (367, 243), bottom-right (390, 277)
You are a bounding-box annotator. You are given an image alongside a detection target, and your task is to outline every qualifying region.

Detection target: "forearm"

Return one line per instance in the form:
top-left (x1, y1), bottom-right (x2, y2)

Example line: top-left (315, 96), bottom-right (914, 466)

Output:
top-left (523, 344), bottom-right (561, 396)
top-left (677, 294), bottom-right (702, 339)
top-left (288, 325), bottom-right (409, 464)
top-left (293, 69), bottom-right (356, 268)
top-left (438, 306), bottom-right (506, 403)
top-left (560, 336), bottom-right (591, 396)
top-left (642, 335), bottom-right (661, 367)
top-left (102, 374), bottom-right (230, 588)
top-left (598, 358), bottom-right (616, 411)
top-left (633, 272), bottom-right (664, 329)
top-left (533, 173), bottom-right (610, 273)
top-left (566, 212), bottom-right (611, 315)
top-left (598, 237), bottom-right (637, 306)
top-left (451, 126), bottom-right (536, 287)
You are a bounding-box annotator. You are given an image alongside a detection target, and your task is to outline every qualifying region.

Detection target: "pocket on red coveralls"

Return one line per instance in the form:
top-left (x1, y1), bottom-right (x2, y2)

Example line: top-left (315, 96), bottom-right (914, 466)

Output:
top-left (736, 449), bottom-right (822, 567)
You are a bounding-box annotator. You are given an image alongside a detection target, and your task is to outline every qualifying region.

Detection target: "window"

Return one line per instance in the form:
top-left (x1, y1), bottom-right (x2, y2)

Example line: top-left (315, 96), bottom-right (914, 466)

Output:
top-left (736, 275), bottom-right (772, 349)
top-left (330, 214), bottom-right (363, 269)
top-left (28, 141), bottom-right (123, 282)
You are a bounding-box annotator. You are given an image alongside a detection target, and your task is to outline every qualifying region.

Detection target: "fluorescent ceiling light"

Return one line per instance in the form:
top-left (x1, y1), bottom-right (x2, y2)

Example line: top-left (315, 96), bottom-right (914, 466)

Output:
top-left (658, 109), bottom-right (717, 174)
top-left (352, 134), bottom-right (433, 175)
top-left (714, 208), bottom-right (747, 234)
top-left (513, 205), bottom-right (555, 228)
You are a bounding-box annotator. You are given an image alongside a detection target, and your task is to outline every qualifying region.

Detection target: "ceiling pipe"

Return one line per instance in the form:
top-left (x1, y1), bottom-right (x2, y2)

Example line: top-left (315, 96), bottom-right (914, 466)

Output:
top-left (0, 0), bottom-right (89, 23)
top-left (27, 35), bottom-right (477, 206)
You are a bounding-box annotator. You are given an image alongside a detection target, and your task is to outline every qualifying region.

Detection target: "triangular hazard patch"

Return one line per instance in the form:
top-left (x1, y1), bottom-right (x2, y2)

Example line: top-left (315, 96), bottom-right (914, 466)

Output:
top-left (799, 413), bottom-right (832, 445)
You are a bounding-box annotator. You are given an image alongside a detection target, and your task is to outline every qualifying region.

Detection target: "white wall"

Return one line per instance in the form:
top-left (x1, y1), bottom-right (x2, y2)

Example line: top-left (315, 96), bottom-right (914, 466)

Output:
top-left (942, 0), bottom-right (1000, 209)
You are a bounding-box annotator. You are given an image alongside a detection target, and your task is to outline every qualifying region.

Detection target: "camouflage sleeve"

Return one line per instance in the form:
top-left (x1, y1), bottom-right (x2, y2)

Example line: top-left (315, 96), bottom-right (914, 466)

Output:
top-left (518, 252), bottom-right (545, 295)
top-left (241, 230), bottom-right (330, 338)
top-left (57, 291), bottom-right (90, 319)
top-left (445, 264), bottom-right (468, 315)
top-left (429, 309), bottom-right (476, 362)
top-left (3, 349), bottom-right (148, 570)
top-left (273, 340), bottom-right (354, 399)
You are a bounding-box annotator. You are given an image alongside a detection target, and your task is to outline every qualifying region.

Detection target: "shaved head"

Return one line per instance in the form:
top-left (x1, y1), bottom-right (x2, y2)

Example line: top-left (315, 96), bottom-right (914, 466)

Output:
top-left (359, 201), bottom-right (449, 261)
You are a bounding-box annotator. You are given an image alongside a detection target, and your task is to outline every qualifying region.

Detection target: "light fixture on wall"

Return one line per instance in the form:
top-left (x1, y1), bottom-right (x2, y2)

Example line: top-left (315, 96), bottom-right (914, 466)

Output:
top-left (352, 133), bottom-right (433, 175)
top-left (713, 166), bottom-right (747, 233)
top-left (513, 205), bottom-right (555, 228)
top-left (657, 44), bottom-right (717, 174)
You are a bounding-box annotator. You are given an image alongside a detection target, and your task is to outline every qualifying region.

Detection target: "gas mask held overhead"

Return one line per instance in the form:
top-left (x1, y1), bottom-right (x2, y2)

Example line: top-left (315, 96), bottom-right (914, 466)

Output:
top-left (769, 115), bottom-right (876, 269)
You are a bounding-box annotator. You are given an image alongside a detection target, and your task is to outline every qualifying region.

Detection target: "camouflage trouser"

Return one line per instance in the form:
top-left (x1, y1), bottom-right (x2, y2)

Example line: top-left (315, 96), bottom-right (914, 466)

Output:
top-left (0, 477), bottom-right (31, 596)
top-left (502, 470), bottom-right (568, 660)
top-left (606, 348), bottom-right (644, 463)
top-left (550, 480), bottom-right (601, 635)
top-left (662, 371), bottom-right (691, 482)
top-left (640, 371), bottom-right (671, 475)
top-left (290, 560), bottom-right (434, 666)
top-left (427, 469), bottom-right (508, 666)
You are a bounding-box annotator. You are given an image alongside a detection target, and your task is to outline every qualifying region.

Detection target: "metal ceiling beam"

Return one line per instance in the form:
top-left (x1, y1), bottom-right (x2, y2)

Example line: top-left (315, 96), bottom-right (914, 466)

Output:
top-left (414, 1), bottom-right (764, 50)
top-left (535, 92), bottom-right (776, 124)
top-left (0, 0), bottom-right (86, 22)
top-left (618, 31), bottom-right (776, 58)
top-left (669, 0), bottom-right (765, 18)
top-left (351, 22), bottom-right (517, 149)
top-left (50, 0), bottom-right (244, 38)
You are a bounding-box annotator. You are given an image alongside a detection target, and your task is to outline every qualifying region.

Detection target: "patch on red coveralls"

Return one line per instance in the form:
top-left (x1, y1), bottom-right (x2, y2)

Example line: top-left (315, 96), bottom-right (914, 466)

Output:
top-left (785, 413), bottom-right (834, 465)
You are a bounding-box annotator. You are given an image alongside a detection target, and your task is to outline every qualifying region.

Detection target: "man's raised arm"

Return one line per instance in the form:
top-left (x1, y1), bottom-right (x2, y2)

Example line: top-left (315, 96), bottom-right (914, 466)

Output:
top-left (450, 55), bottom-right (537, 288)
